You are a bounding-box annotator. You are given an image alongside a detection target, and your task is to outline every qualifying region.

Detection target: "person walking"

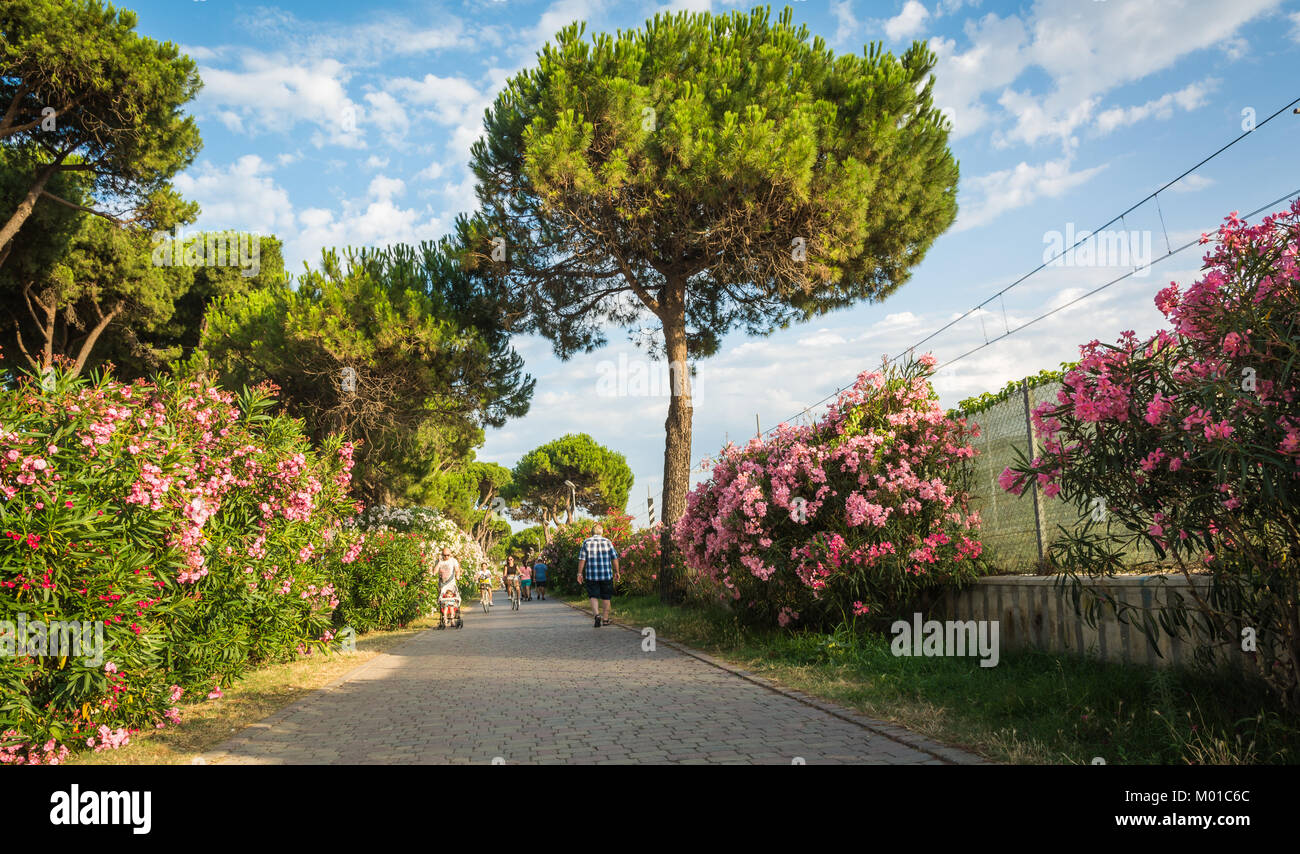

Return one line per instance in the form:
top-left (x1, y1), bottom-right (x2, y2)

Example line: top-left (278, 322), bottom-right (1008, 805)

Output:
top-left (532, 557), bottom-right (548, 600)
top-left (433, 546), bottom-right (461, 627)
top-left (520, 560), bottom-right (533, 601)
top-left (576, 523), bottom-right (620, 627)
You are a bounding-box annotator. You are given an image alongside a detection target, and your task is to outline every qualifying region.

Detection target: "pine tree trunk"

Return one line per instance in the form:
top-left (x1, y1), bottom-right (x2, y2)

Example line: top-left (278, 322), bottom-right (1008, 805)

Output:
top-left (658, 281), bottom-right (691, 603)
top-left (0, 160), bottom-right (61, 261)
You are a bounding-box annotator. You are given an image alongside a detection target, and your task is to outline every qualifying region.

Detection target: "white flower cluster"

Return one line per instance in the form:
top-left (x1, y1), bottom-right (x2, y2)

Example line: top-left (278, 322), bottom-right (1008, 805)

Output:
top-left (352, 505), bottom-right (486, 575)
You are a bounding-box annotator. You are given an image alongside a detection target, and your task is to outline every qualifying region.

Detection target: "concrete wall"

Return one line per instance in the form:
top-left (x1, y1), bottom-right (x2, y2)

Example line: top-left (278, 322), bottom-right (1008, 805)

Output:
top-left (938, 574), bottom-right (1253, 670)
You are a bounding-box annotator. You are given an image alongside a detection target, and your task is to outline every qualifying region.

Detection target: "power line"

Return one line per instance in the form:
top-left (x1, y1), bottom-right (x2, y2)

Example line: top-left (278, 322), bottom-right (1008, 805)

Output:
top-left (936, 187), bottom-right (1300, 372)
top-left (723, 94), bottom-right (1300, 446)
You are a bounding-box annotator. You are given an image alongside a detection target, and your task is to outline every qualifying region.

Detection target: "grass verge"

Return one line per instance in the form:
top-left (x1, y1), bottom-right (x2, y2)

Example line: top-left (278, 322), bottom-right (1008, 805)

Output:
top-left (65, 616), bottom-right (439, 765)
top-left (580, 594), bottom-right (1300, 765)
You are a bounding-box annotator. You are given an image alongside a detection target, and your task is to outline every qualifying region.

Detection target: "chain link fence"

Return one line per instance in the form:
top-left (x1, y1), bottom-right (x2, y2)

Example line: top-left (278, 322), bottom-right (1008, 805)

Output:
top-left (961, 379), bottom-right (1160, 574)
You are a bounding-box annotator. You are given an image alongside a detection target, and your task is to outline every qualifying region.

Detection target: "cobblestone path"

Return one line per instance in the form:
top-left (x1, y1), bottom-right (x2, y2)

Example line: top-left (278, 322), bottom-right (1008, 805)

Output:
top-left (204, 596), bottom-right (985, 765)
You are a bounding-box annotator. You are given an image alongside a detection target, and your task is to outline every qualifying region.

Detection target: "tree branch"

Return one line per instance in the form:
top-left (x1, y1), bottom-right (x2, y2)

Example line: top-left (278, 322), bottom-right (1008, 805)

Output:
top-left (0, 83), bottom-right (32, 138)
top-left (38, 190), bottom-right (130, 224)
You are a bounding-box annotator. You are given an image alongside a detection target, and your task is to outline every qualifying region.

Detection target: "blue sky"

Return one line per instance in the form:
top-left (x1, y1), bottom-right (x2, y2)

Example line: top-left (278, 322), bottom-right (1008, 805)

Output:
top-left (126, 0), bottom-right (1300, 523)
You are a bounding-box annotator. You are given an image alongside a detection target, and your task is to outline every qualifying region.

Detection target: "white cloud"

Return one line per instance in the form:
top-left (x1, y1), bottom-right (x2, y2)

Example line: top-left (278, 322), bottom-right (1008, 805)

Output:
top-left (929, 0), bottom-right (1280, 146)
top-left (1093, 80), bottom-right (1217, 136)
top-left (172, 155), bottom-right (296, 236)
top-left (1168, 174), bottom-right (1215, 193)
top-left (994, 89), bottom-right (1098, 150)
top-left (233, 7), bottom-right (475, 64)
top-left (929, 15), bottom-right (1030, 140)
top-left (415, 161), bottom-right (445, 182)
top-left (956, 158), bottom-right (1108, 232)
top-left (290, 192), bottom-right (444, 269)
top-left (363, 90), bottom-right (410, 145)
top-left (367, 175), bottom-right (406, 201)
top-left (884, 1), bottom-right (930, 41)
top-left (363, 155), bottom-right (389, 170)
top-left (390, 74), bottom-right (487, 126)
top-left (1289, 10), bottom-right (1300, 41)
top-left (831, 1), bottom-right (860, 50)
top-left (196, 54), bottom-right (365, 148)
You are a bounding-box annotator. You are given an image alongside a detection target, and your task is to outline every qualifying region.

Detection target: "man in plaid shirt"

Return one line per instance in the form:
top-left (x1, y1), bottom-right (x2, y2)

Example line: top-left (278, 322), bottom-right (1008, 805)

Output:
top-left (577, 523), bottom-right (621, 627)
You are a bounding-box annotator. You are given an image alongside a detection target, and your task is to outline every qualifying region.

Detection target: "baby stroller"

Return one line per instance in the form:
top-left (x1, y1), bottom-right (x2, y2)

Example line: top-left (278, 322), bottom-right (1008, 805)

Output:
top-left (437, 585), bottom-right (463, 629)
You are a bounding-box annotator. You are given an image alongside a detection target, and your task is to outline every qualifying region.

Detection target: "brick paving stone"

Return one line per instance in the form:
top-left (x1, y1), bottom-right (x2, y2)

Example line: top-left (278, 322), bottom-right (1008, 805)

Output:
top-left (204, 597), bottom-right (985, 765)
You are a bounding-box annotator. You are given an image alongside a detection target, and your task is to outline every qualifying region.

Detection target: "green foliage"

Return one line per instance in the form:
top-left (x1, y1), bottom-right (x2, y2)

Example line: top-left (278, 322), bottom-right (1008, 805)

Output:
top-left (501, 525), bottom-right (546, 563)
top-left (0, 0), bottom-right (203, 257)
top-left (505, 433), bottom-right (634, 527)
top-left (953, 363), bottom-right (1077, 416)
top-left (328, 533), bottom-right (432, 634)
top-left (195, 247), bottom-right (533, 506)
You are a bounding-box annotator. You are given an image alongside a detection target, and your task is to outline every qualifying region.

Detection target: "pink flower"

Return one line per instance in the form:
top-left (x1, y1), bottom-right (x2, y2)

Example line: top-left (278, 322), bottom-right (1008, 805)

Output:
top-left (998, 467), bottom-right (1024, 496)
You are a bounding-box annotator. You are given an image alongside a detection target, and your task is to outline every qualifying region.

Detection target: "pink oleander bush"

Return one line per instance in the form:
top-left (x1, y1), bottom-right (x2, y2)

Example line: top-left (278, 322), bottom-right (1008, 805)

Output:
top-left (0, 366), bottom-right (357, 764)
top-left (1000, 203), bottom-right (1300, 708)
top-left (673, 355), bottom-right (988, 629)
top-left (617, 524), bottom-right (687, 596)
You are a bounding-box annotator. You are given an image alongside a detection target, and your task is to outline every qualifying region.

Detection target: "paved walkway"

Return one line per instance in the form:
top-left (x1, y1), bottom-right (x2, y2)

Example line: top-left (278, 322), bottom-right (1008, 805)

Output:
top-left (204, 596), bottom-right (985, 765)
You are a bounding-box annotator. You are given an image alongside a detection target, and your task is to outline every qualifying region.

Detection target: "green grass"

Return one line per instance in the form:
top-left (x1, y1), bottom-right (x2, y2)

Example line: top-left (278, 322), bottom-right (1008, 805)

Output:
top-left (584, 594), bottom-right (1300, 765)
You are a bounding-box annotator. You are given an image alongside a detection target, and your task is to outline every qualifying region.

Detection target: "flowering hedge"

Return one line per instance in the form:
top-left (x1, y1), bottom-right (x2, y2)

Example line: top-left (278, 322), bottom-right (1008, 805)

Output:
top-left (1000, 203), bottom-right (1300, 708)
top-left (0, 368), bottom-right (357, 765)
top-left (673, 355), bottom-right (988, 628)
top-left (617, 525), bottom-right (680, 596)
top-left (333, 507), bottom-right (489, 628)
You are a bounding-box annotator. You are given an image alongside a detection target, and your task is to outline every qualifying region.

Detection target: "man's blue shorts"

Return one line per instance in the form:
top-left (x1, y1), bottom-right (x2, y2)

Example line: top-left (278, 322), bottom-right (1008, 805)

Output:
top-left (584, 578), bottom-right (614, 600)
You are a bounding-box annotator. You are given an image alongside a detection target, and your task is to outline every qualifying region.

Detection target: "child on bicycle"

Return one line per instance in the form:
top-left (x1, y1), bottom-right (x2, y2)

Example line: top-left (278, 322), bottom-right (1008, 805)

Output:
top-left (475, 564), bottom-right (495, 607)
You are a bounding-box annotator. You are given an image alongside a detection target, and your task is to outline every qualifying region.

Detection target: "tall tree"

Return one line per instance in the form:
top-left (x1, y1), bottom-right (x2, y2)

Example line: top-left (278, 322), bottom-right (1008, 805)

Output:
top-left (458, 6), bottom-right (959, 598)
top-left (0, 0), bottom-right (202, 264)
top-left (196, 248), bottom-right (534, 505)
top-left (506, 434), bottom-right (634, 531)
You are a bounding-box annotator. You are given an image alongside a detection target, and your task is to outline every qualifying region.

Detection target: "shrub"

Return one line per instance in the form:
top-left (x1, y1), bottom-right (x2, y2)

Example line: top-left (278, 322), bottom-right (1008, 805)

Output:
top-left (328, 531), bottom-right (433, 633)
top-left (673, 354), bottom-right (988, 629)
top-left (1000, 202), bottom-right (1300, 708)
top-left (334, 505), bottom-right (488, 624)
top-left (0, 367), bottom-right (356, 764)
top-left (617, 524), bottom-right (694, 597)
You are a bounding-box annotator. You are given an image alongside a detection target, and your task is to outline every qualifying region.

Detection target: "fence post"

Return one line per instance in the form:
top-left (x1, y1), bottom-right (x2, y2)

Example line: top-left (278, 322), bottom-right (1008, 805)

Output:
top-left (1022, 379), bottom-right (1046, 565)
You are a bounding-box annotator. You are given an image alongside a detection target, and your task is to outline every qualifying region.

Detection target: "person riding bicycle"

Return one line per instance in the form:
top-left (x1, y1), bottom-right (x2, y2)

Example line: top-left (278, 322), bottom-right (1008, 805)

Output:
top-left (475, 564), bottom-right (495, 608)
top-left (504, 558), bottom-right (522, 607)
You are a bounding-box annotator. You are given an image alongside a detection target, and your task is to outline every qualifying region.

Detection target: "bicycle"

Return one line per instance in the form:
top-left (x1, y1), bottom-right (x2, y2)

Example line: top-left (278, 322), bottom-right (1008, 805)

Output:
top-left (479, 584), bottom-right (493, 613)
top-left (507, 577), bottom-right (520, 610)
